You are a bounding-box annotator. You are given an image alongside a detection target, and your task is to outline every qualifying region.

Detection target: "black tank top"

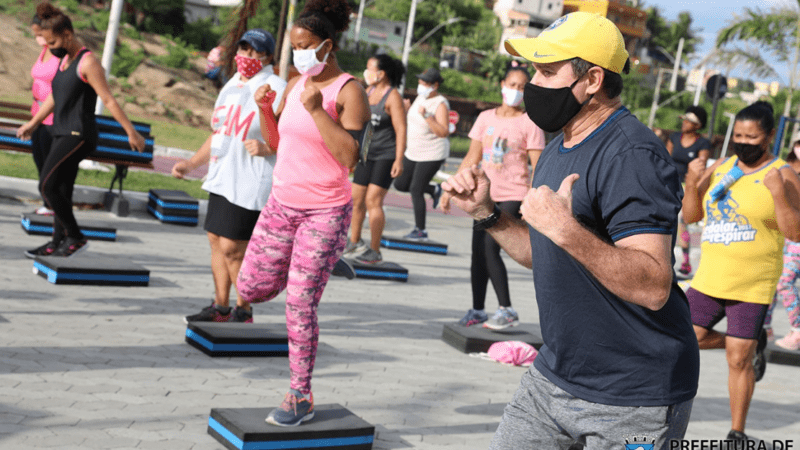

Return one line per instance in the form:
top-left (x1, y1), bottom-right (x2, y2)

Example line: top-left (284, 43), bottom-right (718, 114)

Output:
top-left (367, 87), bottom-right (396, 161)
top-left (669, 132), bottom-right (710, 182)
top-left (51, 48), bottom-right (98, 138)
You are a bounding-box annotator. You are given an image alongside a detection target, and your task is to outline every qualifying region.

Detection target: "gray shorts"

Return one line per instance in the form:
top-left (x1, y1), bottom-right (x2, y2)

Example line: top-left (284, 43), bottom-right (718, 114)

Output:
top-left (489, 367), bottom-right (693, 450)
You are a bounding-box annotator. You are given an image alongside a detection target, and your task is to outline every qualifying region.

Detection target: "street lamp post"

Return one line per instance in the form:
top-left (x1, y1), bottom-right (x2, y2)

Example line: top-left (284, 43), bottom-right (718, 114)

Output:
top-left (399, 0), bottom-right (420, 93)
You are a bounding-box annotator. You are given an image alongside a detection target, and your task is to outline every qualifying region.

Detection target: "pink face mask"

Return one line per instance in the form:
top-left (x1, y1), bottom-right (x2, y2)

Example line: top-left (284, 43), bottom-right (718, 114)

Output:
top-left (794, 147), bottom-right (800, 161)
top-left (487, 341), bottom-right (538, 366)
top-left (234, 54), bottom-right (263, 79)
top-left (36, 36), bottom-right (47, 47)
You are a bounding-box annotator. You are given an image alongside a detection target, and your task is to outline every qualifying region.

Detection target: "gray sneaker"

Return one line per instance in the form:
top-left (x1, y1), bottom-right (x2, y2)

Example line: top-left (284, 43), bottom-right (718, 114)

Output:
top-left (355, 248), bottom-right (382, 264)
top-left (483, 307), bottom-right (519, 330)
top-left (342, 239), bottom-right (366, 255)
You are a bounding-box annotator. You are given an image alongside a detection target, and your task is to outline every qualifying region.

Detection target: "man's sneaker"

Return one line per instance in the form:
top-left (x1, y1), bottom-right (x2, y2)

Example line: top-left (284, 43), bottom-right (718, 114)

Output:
top-left (24, 240), bottom-right (59, 259)
top-left (431, 183), bottom-right (443, 210)
top-left (678, 261), bottom-right (692, 276)
top-left (458, 309), bottom-right (488, 327)
top-left (775, 330), bottom-right (800, 351)
top-left (342, 239), bottom-right (366, 255)
top-left (355, 248), bottom-right (382, 264)
top-left (331, 257), bottom-right (356, 279)
top-left (483, 307), bottom-right (520, 330)
top-left (184, 302), bottom-right (231, 324)
top-left (228, 307), bottom-right (253, 324)
top-left (51, 237), bottom-right (89, 257)
top-left (266, 391), bottom-right (314, 427)
top-left (403, 228), bottom-right (428, 240)
top-left (34, 206), bottom-right (54, 216)
top-left (753, 328), bottom-right (767, 382)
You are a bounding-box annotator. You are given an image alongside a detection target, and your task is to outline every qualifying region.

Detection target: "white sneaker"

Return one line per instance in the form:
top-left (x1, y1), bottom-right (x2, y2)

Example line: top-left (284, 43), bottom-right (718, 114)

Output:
top-left (34, 206), bottom-right (54, 216)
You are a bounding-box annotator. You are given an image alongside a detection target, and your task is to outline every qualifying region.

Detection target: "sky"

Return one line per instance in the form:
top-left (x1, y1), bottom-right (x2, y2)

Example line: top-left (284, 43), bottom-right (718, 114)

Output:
top-left (650, 0), bottom-right (798, 85)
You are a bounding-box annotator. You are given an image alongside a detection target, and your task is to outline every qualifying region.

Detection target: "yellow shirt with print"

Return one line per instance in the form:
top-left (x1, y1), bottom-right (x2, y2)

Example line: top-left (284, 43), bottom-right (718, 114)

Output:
top-left (691, 156), bottom-right (787, 304)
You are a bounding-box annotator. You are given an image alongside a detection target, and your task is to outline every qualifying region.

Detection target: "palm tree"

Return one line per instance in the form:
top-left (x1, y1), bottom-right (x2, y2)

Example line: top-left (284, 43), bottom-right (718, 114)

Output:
top-left (716, 4), bottom-right (800, 127)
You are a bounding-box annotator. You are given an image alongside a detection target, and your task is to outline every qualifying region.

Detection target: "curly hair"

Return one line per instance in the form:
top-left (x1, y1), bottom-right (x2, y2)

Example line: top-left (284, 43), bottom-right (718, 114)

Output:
top-left (371, 54), bottom-right (405, 88)
top-left (294, 0), bottom-right (352, 51)
top-left (36, 2), bottom-right (73, 35)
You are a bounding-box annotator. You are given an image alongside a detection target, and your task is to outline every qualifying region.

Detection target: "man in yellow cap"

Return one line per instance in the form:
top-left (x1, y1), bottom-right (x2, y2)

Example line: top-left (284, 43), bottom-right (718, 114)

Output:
top-left (443, 12), bottom-right (699, 449)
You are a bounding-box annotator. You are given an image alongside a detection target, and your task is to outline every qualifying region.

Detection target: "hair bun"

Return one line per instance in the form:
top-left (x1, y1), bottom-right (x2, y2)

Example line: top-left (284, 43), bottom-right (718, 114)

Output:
top-left (300, 0), bottom-right (351, 33)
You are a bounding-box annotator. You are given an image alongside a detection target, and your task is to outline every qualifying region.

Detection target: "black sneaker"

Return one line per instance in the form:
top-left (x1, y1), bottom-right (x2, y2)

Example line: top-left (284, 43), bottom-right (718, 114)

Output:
top-left (753, 328), bottom-right (767, 382)
top-left (725, 429), bottom-right (748, 444)
top-left (432, 183), bottom-right (443, 210)
top-left (51, 236), bottom-right (89, 257)
top-left (24, 241), bottom-right (59, 259)
top-left (228, 307), bottom-right (253, 323)
top-left (184, 302), bottom-right (231, 324)
top-left (331, 257), bottom-right (356, 279)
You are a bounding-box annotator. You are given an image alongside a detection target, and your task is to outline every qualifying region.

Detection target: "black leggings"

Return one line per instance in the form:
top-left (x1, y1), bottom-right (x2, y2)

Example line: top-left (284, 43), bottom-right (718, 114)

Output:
top-left (39, 134), bottom-right (95, 243)
top-left (392, 156), bottom-right (444, 230)
top-left (471, 200), bottom-right (522, 310)
top-left (31, 125), bottom-right (53, 202)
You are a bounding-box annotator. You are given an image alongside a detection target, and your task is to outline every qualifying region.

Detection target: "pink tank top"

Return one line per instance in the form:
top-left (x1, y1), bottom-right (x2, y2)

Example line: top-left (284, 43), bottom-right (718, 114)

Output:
top-left (31, 47), bottom-right (58, 126)
top-left (272, 73), bottom-right (355, 209)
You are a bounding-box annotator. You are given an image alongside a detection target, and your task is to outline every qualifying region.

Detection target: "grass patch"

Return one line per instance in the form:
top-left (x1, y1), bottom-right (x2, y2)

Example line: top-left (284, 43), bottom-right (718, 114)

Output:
top-left (449, 135), bottom-right (471, 159)
top-left (0, 150), bottom-right (208, 199)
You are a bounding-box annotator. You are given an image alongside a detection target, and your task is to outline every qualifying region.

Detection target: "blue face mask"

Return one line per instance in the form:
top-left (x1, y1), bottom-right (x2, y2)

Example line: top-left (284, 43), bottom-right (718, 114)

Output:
top-left (293, 40), bottom-right (329, 76)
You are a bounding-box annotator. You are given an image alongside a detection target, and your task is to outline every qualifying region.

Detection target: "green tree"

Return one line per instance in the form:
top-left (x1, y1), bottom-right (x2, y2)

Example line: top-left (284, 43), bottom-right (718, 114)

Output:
top-left (716, 4), bottom-right (800, 123)
top-left (645, 7), bottom-right (700, 60)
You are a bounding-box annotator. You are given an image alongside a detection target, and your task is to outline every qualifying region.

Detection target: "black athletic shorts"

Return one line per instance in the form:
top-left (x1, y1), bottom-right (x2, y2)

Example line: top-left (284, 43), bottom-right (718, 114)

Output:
top-left (204, 192), bottom-right (261, 241)
top-left (352, 159), bottom-right (395, 190)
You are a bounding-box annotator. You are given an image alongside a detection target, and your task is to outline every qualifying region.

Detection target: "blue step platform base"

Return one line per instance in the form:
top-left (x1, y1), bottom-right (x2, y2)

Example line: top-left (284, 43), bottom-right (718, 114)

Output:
top-left (208, 405), bottom-right (375, 450)
top-left (20, 214), bottom-right (117, 241)
top-left (185, 322), bottom-right (289, 357)
top-left (380, 236), bottom-right (447, 255)
top-left (147, 189), bottom-right (198, 226)
top-left (441, 322), bottom-right (543, 354)
top-left (33, 256), bottom-right (149, 286)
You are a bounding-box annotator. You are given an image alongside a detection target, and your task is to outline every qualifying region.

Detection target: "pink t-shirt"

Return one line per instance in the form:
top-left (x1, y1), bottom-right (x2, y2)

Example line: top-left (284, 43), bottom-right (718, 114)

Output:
top-left (468, 108), bottom-right (545, 201)
top-left (31, 47), bottom-right (58, 126)
top-left (271, 73), bottom-right (355, 209)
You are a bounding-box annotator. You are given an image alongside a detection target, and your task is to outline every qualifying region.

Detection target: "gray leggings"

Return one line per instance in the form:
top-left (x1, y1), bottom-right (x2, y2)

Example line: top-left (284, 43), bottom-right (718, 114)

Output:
top-left (489, 368), bottom-right (693, 450)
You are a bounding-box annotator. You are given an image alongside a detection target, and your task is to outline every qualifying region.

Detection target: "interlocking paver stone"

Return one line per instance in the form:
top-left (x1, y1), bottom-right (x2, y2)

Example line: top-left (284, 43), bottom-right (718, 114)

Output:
top-left (1, 175), bottom-right (799, 449)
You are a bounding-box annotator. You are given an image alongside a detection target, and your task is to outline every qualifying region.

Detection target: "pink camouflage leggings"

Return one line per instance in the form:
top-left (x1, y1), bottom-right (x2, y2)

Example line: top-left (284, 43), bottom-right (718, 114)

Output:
top-left (765, 239), bottom-right (800, 330)
top-left (237, 196), bottom-right (352, 394)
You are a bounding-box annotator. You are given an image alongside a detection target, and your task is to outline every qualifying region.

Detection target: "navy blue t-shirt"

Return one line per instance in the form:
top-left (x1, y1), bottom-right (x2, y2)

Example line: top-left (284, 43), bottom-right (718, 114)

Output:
top-left (530, 107), bottom-right (700, 407)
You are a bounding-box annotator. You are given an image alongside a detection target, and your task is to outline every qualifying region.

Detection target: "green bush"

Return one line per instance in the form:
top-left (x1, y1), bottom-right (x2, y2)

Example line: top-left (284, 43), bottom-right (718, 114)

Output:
top-left (152, 40), bottom-right (193, 70)
top-left (111, 42), bottom-right (144, 78)
top-left (91, 9), bottom-right (109, 32)
top-left (180, 17), bottom-right (223, 52)
top-left (439, 70), bottom-right (501, 103)
top-left (121, 24), bottom-right (142, 40)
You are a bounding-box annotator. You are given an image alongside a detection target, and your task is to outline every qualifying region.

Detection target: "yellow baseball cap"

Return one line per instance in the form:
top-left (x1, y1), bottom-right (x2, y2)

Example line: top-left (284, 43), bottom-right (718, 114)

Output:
top-left (504, 12), bottom-right (629, 74)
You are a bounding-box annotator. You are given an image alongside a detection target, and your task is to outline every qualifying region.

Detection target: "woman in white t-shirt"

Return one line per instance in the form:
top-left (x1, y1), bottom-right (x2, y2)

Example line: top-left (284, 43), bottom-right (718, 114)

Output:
top-left (393, 68), bottom-right (450, 240)
top-left (171, 29), bottom-right (287, 325)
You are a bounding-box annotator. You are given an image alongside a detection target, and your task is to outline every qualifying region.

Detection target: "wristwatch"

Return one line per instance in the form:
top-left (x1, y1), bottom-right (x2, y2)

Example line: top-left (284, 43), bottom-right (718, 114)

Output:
top-left (473, 204), bottom-right (502, 231)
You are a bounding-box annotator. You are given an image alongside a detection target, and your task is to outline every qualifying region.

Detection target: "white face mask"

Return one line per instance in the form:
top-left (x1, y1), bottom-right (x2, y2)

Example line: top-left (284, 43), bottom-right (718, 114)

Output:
top-left (293, 40), bottom-right (329, 76)
top-left (501, 87), bottom-right (524, 107)
top-left (417, 84), bottom-right (434, 99)
top-left (794, 147), bottom-right (800, 161)
top-left (363, 69), bottom-right (377, 86)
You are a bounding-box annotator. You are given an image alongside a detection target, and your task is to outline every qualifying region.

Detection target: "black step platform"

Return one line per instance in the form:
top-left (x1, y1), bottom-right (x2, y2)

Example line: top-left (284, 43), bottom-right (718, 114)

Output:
top-left (20, 214), bottom-right (117, 241)
top-left (380, 236), bottom-right (448, 255)
top-left (185, 322), bottom-right (289, 357)
top-left (350, 259), bottom-right (408, 282)
top-left (442, 322), bottom-right (544, 354)
top-left (766, 342), bottom-right (800, 367)
top-left (147, 189), bottom-right (199, 226)
top-left (33, 256), bottom-right (149, 286)
top-left (208, 404), bottom-right (375, 450)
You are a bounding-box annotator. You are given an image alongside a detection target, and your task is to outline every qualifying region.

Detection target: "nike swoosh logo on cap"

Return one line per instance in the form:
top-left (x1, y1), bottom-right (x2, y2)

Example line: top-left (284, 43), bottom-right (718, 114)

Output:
top-left (533, 51), bottom-right (554, 58)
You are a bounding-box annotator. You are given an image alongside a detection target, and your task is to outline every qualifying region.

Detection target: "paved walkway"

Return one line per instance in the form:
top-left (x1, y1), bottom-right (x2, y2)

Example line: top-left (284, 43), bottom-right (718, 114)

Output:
top-left (0, 175), bottom-right (798, 449)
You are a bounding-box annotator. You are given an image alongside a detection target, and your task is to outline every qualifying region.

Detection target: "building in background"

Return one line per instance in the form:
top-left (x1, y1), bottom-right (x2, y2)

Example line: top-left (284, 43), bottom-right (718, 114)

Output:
top-left (562, 0), bottom-right (647, 58)
top-left (342, 17), bottom-right (408, 55)
top-left (494, 0), bottom-right (564, 54)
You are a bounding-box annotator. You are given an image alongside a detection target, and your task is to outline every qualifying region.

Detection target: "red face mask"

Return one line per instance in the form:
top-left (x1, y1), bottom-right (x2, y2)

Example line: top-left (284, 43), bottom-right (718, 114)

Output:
top-left (235, 54), bottom-right (263, 79)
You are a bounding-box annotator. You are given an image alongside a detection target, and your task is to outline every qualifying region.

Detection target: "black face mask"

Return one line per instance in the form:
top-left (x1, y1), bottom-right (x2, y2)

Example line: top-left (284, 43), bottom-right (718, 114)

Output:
top-left (732, 142), bottom-right (765, 165)
top-left (523, 75), bottom-right (592, 133)
top-left (50, 47), bottom-right (68, 58)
